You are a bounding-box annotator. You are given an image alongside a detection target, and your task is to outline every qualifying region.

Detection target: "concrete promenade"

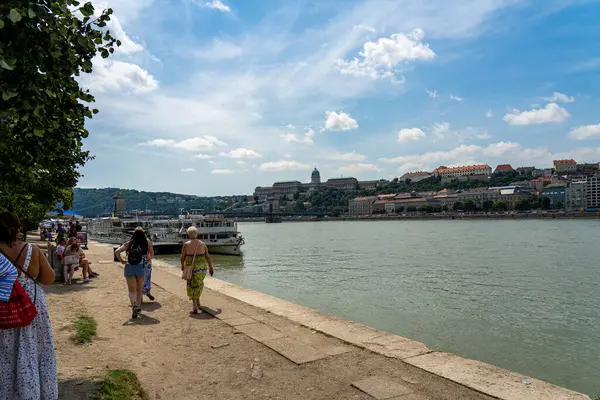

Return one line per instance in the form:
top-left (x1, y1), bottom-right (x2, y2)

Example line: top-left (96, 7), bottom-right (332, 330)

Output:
top-left (48, 240), bottom-right (591, 399)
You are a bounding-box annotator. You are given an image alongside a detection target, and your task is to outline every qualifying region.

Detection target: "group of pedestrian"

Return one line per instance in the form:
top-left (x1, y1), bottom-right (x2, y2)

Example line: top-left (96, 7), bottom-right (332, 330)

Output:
top-left (114, 225), bottom-right (213, 319)
top-left (0, 211), bottom-right (216, 400)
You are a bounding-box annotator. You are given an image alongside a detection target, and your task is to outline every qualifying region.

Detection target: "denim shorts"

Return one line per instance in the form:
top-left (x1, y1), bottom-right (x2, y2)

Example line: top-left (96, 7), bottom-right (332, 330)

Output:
top-left (124, 263), bottom-right (144, 278)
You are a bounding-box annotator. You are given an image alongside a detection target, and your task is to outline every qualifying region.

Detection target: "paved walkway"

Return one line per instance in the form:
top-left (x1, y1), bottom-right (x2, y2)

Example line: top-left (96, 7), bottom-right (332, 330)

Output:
top-left (44, 240), bottom-right (590, 400)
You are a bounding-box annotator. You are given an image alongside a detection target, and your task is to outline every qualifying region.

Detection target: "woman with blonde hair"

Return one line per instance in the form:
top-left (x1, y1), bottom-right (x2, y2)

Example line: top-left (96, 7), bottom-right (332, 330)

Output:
top-left (180, 225), bottom-right (213, 314)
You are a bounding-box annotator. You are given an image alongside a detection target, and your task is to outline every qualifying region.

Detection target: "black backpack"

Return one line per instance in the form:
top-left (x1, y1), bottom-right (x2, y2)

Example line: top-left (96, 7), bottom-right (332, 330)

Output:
top-left (127, 241), bottom-right (144, 265)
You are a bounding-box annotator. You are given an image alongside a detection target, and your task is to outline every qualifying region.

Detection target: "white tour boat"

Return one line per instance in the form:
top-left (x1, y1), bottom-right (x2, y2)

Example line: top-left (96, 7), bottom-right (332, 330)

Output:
top-left (87, 210), bottom-right (245, 256)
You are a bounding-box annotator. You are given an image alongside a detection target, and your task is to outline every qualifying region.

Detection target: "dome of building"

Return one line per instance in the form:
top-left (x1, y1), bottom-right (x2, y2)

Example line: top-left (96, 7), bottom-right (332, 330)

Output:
top-left (311, 167), bottom-right (321, 184)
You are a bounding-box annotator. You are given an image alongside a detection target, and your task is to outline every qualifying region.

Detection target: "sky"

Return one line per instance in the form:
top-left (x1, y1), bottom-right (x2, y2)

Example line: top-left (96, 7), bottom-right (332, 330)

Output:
top-left (78, 0), bottom-right (600, 196)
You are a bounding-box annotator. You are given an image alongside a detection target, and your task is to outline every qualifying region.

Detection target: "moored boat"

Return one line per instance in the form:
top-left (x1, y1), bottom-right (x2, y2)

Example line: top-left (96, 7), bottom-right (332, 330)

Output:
top-left (87, 210), bottom-right (244, 256)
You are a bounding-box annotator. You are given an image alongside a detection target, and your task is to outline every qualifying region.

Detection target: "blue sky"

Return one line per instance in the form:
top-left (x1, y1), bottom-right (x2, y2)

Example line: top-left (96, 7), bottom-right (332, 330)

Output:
top-left (79, 0), bottom-right (600, 196)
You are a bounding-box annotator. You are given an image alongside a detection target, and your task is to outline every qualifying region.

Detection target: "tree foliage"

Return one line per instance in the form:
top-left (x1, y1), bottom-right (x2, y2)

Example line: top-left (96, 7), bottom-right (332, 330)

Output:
top-left (0, 1), bottom-right (118, 224)
top-left (71, 188), bottom-right (228, 217)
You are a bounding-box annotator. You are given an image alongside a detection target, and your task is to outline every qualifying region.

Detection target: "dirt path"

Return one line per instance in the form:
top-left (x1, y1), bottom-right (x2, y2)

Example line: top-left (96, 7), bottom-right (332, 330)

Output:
top-left (44, 241), bottom-right (493, 400)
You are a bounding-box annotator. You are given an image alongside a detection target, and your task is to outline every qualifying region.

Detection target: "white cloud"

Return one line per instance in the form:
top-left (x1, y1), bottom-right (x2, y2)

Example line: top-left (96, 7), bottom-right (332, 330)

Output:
top-left (381, 141), bottom-right (550, 173)
top-left (327, 151), bottom-right (367, 161)
top-left (191, 39), bottom-right (243, 61)
top-left (205, 0), bottom-right (230, 12)
top-left (543, 92), bottom-right (575, 103)
top-left (486, 109), bottom-right (493, 118)
top-left (145, 136), bottom-right (227, 151)
top-left (336, 29), bottom-right (435, 83)
top-left (338, 163), bottom-right (381, 174)
top-left (569, 124), bottom-right (600, 140)
top-left (450, 94), bottom-right (463, 102)
top-left (504, 103), bottom-right (570, 125)
top-left (324, 111), bottom-right (358, 131)
top-left (476, 131), bottom-right (492, 139)
top-left (81, 57), bottom-right (158, 93)
top-left (107, 15), bottom-right (145, 54)
top-left (286, 124), bottom-right (296, 129)
top-left (280, 128), bottom-right (314, 145)
top-left (181, 168), bottom-right (195, 172)
top-left (426, 89), bottom-right (438, 98)
top-left (398, 128), bottom-right (426, 142)
top-left (258, 160), bottom-right (311, 172)
top-left (194, 153), bottom-right (213, 159)
top-left (429, 123), bottom-right (451, 138)
top-left (353, 24), bottom-right (376, 33)
top-left (211, 169), bottom-right (234, 174)
top-left (221, 148), bottom-right (262, 158)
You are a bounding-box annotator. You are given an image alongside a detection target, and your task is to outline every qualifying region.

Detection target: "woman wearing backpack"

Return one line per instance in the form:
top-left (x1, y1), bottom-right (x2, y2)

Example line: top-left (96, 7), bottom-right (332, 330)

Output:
top-left (115, 227), bottom-right (150, 319)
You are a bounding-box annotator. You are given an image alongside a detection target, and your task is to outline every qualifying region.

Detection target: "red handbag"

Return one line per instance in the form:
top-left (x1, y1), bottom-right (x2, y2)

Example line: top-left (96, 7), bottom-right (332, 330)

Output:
top-left (0, 246), bottom-right (38, 329)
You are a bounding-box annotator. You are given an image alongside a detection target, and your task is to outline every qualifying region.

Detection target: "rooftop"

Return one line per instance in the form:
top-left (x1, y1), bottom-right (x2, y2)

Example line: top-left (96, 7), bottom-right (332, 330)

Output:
top-left (273, 180), bottom-right (301, 185)
top-left (495, 164), bottom-right (514, 171)
top-left (554, 159), bottom-right (577, 165)
top-left (327, 177), bottom-right (358, 182)
top-left (433, 164), bottom-right (491, 173)
top-left (400, 171), bottom-right (431, 177)
top-left (351, 196), bottom-right (377, 201)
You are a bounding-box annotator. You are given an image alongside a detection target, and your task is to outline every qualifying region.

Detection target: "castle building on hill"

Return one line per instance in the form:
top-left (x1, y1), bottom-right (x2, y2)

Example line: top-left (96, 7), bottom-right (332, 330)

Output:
top-left (254, 168), bottom-right (386, 202)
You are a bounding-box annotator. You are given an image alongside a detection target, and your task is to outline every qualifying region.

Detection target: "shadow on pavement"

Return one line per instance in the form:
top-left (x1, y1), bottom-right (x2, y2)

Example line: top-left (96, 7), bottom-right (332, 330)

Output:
top-left (122, 314), bottom-right (160, 326)
top-left (45, 283), bottom-right (97, 295)
top-left (140, 301), bottom-right (162, 312)
top-left (189, 310), bottom-right (215, 320)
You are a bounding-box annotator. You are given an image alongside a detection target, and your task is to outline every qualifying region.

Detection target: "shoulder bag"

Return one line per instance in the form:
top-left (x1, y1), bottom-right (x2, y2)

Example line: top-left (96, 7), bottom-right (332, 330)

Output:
top-left (181, 241), bottom-right (201, 281)
top-left (0, 245), bottom-right (38, 329)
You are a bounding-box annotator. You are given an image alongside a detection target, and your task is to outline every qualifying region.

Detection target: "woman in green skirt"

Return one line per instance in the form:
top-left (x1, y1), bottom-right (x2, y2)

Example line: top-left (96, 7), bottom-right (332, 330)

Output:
top-left (180, 225), bottom-right (214, 314)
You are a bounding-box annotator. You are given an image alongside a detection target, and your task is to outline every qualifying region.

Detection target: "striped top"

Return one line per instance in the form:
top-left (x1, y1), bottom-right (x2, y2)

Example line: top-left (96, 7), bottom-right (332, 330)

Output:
top-left (0, 252), bottom-right (18, 302)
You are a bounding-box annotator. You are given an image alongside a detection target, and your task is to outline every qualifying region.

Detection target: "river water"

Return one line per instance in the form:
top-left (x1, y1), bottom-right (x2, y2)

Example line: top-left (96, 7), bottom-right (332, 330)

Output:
top-left (157, 220), bottom-right (600, 395)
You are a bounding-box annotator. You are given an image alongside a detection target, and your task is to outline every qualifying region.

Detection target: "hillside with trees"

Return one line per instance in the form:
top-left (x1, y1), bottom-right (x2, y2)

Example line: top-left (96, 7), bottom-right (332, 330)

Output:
top-left (72, 188), bottom-right (228, 217)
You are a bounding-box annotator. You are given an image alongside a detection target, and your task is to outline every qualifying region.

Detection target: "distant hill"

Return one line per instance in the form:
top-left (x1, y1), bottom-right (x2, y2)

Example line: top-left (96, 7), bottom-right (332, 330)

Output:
top-left (71, 188), bottom-right (228, 217)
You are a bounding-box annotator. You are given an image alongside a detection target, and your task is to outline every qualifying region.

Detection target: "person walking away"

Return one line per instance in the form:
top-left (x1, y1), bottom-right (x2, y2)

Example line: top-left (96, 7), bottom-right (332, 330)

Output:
top-left (68, 221), bottom-right (77, 238)
top-left (180, 226), bottom-right (213, 314)
top-left (0, 211), bottom-right (58, 399)
top-left (115, 227), bottom-right (148, 319)
top-left (142, 237), bottom-right (155, 301)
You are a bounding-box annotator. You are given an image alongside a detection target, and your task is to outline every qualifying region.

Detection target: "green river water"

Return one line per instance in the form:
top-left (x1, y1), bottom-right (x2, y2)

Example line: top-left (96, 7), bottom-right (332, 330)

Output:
top-left (157, 220), bottom-right (600, 395)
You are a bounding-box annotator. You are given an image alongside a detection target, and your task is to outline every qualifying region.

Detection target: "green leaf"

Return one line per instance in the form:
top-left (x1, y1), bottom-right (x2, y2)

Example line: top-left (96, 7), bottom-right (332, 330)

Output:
top-left (116, 39), bottom-right (122, 46)
top-left (28, 8), bottom-right (36, 19)
top-left (92, 108), bottom-right (99, 114)
top-left (0, 19), bottom-right (4, 29)
top-left (9, 9), bottom-right (22, 23)
top-left (33, 128), bottom-right (44, 137)
top-left (80, 3), bottom-right (94, 17)
top-left (2, 91), bottom-right (17, 101)
top-left (0, 59), bottom-right (15, 70)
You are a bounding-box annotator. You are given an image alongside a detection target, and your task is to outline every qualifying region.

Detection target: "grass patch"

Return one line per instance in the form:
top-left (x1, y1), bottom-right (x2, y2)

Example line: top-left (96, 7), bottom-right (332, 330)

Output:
top-left (71, 314), bottom-right (97, 345)
top-left (91, 369), bottom-right (148, 400)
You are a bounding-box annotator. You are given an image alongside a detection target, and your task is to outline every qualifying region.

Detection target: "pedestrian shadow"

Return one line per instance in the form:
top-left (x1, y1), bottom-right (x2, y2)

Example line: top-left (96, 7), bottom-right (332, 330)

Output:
top-left (200, 306), bottom-right (221, 317)
top-left (59, 377), bottom-right (97, 399)
top-left (45, 283), bottom-right (96, 295)
top-left (189, 310), bottom-right (215, 320)
top-left (122, 314), bottom-right (160, 326)
top-left (140, 301), bottom-right (162, 312)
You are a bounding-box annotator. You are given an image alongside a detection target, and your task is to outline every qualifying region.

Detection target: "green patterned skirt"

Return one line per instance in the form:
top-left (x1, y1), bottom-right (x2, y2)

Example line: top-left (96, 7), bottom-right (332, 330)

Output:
top-left (185, 255), bottom-right (207, 300)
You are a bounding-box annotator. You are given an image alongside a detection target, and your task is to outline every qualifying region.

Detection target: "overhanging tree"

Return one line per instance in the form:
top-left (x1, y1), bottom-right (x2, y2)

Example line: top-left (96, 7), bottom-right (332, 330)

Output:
top-left (0, 1), bottom-right (119, 225)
